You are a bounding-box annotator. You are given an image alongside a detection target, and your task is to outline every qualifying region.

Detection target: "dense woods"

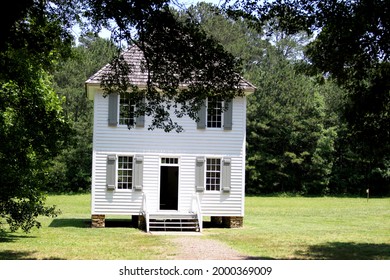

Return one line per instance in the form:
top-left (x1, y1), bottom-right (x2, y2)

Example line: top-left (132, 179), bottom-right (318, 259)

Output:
top-left (48, 2), bottom-right (389, 197)
top-left (1, 0), bottom-right (388, 232)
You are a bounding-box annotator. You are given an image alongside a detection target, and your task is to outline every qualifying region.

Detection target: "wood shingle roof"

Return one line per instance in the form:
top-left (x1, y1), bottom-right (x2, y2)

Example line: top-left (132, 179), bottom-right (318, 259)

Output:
top-left (85, 45), bottom-right (256, 92)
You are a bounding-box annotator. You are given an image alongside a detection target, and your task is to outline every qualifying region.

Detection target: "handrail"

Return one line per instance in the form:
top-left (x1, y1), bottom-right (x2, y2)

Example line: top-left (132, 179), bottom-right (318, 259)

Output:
top-left (141, 192), bottom-right (149, 232)
top-left (191, 193), bottom-right (203, 232)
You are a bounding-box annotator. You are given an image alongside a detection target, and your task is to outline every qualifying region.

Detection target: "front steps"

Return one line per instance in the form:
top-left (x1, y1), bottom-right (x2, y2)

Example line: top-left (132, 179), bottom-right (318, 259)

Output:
top-left (147, 212), bottom-right (200, 233)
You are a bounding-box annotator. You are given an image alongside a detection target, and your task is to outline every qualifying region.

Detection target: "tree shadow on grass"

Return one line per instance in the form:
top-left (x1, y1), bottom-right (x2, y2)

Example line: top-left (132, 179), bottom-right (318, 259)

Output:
top-left (0, 233), bottom-right (64, 260)
top-left (49, 218), bottom-right (90, 228)
top-left (0, 233), bottom-right (36, 243)
top-left (0, 250), bottom-right (64, 260)
top-left (296, 242), bottom-right (390, 260)
top-left (0, 250), bottom-right (37, 260)
top-left (49, 218), bottom-right (136, 228)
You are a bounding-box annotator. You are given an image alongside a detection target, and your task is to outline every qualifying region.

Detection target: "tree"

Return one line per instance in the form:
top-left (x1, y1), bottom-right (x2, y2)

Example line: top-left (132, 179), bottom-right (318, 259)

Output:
top-left (0, 1), bottom-right (250, 232)
top-left (246, 49), bottom-right (337, 195)
top-left (0, 68), bottom-right (69, 232)
top-left (226, 0), bottom-right (390, 195)
top-left (83, 0), bottom-right (245, 132)
top-left (184, 3), bottom-right (336, 195)
top-left (0, 0), bottom-right (76, 232)
top-left (46, 35), bottom-right (119, 193)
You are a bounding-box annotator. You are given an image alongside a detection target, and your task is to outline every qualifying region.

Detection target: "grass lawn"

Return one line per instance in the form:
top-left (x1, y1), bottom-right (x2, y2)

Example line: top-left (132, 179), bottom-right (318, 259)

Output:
top-left (0, 194), bottom-right (389, 260)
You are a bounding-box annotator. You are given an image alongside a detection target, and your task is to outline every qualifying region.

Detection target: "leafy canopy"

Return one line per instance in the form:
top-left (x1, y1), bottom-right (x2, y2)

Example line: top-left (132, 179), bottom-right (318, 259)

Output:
top-left (226, 0), bottom-right (390, 192)
top-left (1, 0), bottom-right (245, 232)
top-left (87, 0), bottom-right (244, 132)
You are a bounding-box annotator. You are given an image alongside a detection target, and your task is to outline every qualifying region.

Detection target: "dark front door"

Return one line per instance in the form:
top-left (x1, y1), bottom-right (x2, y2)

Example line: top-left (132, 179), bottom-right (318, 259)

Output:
top-left (159, 166), bottom-right (179, 210)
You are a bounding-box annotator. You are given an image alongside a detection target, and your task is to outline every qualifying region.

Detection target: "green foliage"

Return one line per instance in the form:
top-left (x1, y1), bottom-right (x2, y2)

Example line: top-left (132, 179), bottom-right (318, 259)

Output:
top-left (0, 0), bottom-right (86, 232)
top-left (46, 35), bottom-right (118, 193)
top-left (1, 0), bottom-right (388, 238)
top-left (1, 0), bottom-right (249, 232)
top-left (0, 70), bottom-right (67, 232)
top-left (84, 0), bottom-right (245, 132)
top-left (246, 53), bottom-right (337, 195)
top-left (226, 0), bottom-right (390, 195)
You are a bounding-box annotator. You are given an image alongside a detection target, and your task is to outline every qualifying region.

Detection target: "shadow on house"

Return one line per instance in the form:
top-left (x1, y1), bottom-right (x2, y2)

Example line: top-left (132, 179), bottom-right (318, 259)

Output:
top-left (295, 242), bottom-right (390, 260)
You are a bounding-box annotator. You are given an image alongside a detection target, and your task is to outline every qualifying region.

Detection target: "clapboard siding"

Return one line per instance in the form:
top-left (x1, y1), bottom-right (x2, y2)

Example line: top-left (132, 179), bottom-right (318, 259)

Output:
top-left (91, 92), bottom-right (246, 217)
top-left (92, 153), bottom-right (245, 216)
top-left (93, 93), bottom-right (245, 156)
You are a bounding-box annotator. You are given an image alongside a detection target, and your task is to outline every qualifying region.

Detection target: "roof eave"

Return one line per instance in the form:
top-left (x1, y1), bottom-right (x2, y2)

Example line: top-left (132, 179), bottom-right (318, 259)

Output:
top-left (85, 81), bottom-right (255, 100)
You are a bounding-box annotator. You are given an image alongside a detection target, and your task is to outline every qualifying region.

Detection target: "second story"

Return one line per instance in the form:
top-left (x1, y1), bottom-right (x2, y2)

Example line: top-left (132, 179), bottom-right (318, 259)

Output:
top-left (85, 46), bottom-right (255, 156)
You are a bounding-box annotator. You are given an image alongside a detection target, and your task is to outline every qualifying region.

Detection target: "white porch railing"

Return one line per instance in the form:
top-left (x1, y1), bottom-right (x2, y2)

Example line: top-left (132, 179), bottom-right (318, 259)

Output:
top-left (141, 192), bottom-right (149, 232)
top-left (191, 193), bottom-right (203, 232)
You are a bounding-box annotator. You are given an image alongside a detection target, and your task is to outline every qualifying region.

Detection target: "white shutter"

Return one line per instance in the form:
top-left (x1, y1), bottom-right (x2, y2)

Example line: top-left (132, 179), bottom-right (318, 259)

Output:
top-left (106, 155), bottom-right (117, 190)
top-left (222, 158), bottom-right (231, 192)
top-left (223, 100), bottom-right (233, 130)
top-left (108, 93), bottom-right (118, 126)
top-left (197, 101), bottom-right (206, 129)
top-left (135, 97), bottom-right (145, 128)
top-left (133, 155), bottom-right (144, 190)
top-left (195, 157), bottom-right (205, 192)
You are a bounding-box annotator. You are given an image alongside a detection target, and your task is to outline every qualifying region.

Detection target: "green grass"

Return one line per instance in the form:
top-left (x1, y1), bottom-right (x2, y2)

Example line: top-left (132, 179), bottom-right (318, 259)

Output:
top-left (208, 196), bottom-right (390, 259)
top-left (0, 194), bottom-right (389, 259)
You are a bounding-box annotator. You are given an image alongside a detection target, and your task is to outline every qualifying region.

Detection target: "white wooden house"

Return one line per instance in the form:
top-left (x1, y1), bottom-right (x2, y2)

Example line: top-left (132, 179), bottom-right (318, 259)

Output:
top-left (85, 46), bottom-right (255, 232)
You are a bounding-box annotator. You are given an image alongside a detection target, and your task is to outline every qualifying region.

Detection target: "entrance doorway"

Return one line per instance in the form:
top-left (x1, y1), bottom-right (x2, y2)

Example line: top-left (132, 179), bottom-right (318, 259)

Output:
top-left (159, 166), bottom-right (179, 210)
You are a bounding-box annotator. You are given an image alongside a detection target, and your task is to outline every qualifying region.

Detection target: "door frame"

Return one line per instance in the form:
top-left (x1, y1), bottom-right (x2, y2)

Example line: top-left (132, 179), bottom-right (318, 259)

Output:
top-left (159, 157), bottom-right (180, 211)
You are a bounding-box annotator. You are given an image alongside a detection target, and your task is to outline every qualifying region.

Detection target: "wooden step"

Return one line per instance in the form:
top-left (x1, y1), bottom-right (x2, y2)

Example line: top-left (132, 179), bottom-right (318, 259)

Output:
top-left (146, 212), bottom-right (200, 232)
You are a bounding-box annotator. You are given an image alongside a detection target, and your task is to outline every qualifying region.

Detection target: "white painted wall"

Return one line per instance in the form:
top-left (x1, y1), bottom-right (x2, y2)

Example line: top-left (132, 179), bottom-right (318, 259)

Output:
top-left (91, 91), bottom-right (246, 217)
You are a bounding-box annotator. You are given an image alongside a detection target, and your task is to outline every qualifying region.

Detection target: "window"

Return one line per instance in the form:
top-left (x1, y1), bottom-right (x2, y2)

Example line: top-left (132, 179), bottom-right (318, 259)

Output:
top-left (117, 156), bottom-right (133, 189)
top-left (206, 158), bottom-right (221, 191)
top-left (207, 97), bottom-right (223, 128)
top-left (119, 92), bottom-right (135, 126)
top-left (161, 158), bottom-right (179, 165)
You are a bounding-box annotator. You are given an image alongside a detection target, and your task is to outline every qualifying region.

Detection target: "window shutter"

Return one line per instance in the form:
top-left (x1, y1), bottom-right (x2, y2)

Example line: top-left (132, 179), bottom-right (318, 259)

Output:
top-left (195, 157), bottom-right (205, 192)
top-left (133, 155), bottom-right (144, 190)
top-left (135, 97), bottom-right (145, 128)
top-left (106, 155), bottom-right (117, 190)
top-left (222, 158), bottom-right (231, 192)
top-left (223, 100), bottom-right (233, 130)
top-left (108, 93), bottom-right (118, 126)
top-left (197, 101), bottom-right (206, 129)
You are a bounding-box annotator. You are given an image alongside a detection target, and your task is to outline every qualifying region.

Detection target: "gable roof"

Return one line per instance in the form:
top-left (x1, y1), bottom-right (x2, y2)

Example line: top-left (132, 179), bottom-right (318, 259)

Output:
top-left (85, 45), bottom-right (256, 99)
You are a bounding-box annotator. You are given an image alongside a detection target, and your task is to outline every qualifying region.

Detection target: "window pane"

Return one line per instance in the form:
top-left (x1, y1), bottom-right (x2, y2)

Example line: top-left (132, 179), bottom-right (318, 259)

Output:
top-left (207, 97), bottom-right (223, 128)
top-left (117, 156), bottom-right (133, 189)
top-left (206, 158), bottom-right (221, 191)
top-left (161, 158), bottom-right (178, 165)
top-left (119, 93), bottom-right (136, 126)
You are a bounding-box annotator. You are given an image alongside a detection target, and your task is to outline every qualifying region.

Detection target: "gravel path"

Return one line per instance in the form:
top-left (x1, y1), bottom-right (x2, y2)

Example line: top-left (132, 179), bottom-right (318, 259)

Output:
top-left (171, 236), bottom-right (248, 260)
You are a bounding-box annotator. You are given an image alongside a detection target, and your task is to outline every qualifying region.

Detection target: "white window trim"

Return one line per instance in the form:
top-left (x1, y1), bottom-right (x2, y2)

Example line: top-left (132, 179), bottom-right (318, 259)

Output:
top-left (118, 93), bottom-right (136, 127)
top-left (116, 155), bottom-right (134, 191)
top-left (206, 98), bottom-right (224, 129)
top-left (205, 157), bottom-right (222, 192)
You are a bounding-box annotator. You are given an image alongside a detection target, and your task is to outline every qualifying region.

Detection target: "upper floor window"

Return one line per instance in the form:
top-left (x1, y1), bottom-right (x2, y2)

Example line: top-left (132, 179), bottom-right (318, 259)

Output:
top-left (119, 92), bottom-right (136, 126)
top-left (196, 97), bottom-right (232, 130)
top-left (207, 97), bottom-right (223, 128)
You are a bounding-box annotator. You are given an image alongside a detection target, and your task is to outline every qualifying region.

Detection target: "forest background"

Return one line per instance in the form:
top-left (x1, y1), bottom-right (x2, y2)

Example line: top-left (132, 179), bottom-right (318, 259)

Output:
top-left (1, 0), bottom-right (389, 233)
top-left (47, 2), bottom-right (389, 197)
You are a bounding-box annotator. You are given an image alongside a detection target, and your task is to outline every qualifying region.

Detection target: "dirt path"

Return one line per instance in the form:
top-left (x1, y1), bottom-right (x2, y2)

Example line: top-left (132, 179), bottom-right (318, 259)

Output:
top-left (171, 236), bottom-right (249, 260)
